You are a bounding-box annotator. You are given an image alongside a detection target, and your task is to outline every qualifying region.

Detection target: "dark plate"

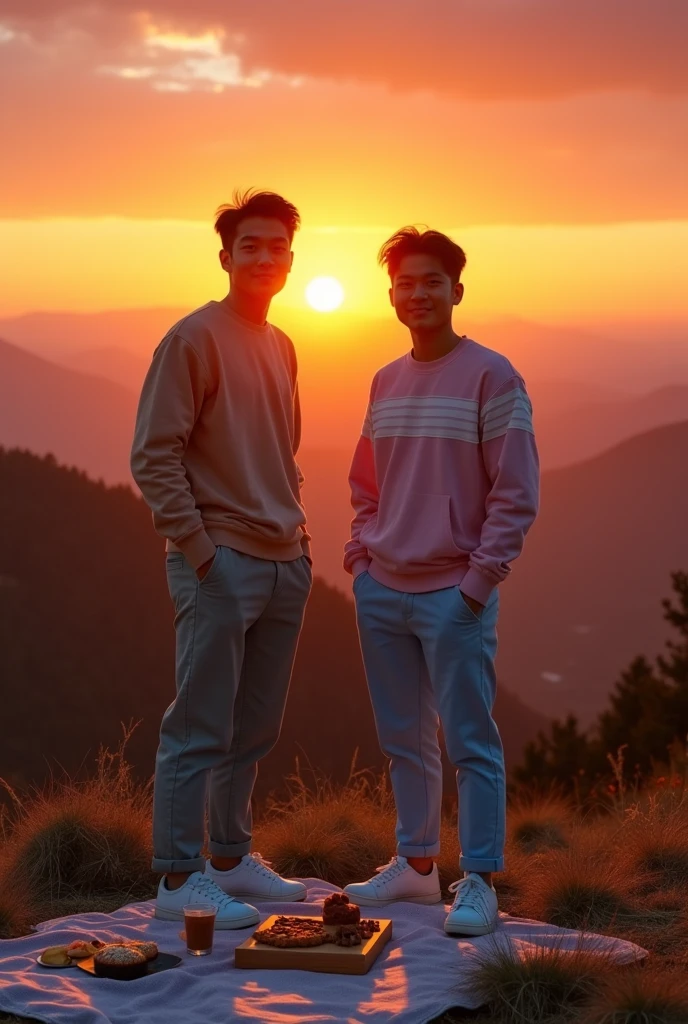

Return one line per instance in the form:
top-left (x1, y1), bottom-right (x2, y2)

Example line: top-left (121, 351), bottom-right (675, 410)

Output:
top-left (76, 952), bottom-right (182, 979)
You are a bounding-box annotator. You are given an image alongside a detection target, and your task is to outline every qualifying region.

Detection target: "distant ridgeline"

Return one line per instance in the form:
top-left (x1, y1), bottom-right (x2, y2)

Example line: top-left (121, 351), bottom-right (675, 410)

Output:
top-left (0, 448), bottom-right (546, 798)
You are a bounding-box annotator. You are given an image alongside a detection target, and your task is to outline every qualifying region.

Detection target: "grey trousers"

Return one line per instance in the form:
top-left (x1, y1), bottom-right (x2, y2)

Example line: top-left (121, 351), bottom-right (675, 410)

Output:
top-left (152, 545), bottom-right (312, 873)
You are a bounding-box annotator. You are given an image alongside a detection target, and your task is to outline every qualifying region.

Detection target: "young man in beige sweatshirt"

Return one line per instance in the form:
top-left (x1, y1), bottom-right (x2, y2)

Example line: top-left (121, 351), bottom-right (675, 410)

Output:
top-left (131, 190), bottom-right (312, 928)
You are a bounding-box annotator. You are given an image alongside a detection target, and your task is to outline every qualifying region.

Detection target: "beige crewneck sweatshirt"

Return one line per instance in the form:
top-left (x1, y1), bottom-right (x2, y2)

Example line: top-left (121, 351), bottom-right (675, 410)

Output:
top-left (131, 300), bottom-right (310, 569)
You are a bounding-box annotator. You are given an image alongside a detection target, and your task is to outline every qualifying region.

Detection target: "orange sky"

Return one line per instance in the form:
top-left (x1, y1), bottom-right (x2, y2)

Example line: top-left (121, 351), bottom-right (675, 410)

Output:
top-left (1, 1), bottom-right (687, 324)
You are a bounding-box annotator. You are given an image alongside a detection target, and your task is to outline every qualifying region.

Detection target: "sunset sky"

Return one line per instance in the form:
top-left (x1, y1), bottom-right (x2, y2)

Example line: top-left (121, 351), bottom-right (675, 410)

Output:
top-left (1, 1), bottom-right (687, 326)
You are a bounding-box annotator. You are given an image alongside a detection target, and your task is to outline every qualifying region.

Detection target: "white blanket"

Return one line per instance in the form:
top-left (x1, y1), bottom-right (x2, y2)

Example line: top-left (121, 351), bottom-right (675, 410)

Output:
top-left (0, 879), bottom-right (646, 1024)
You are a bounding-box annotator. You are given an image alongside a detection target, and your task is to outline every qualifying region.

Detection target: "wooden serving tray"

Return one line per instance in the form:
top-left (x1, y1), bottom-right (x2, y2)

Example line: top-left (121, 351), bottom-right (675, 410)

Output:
top-left (234, 915), bottom-right (393, 975)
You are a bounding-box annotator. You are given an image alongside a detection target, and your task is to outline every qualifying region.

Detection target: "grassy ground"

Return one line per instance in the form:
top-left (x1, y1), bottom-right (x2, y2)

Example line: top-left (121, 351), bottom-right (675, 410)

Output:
top-left (3, 753), bottom-right (688, 1023)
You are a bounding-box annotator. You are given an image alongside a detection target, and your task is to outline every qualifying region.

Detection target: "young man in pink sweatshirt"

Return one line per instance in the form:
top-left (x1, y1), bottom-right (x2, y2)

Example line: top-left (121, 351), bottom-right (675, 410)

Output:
top-left (131, 191), bottom-right (312, 928)
top-left (343, 227), bottom-right (539, 935)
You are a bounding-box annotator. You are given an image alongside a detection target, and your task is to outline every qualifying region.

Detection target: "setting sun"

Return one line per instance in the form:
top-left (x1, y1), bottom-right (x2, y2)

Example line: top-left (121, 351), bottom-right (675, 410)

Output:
top-left (305, 276), bottom-right (345, 313)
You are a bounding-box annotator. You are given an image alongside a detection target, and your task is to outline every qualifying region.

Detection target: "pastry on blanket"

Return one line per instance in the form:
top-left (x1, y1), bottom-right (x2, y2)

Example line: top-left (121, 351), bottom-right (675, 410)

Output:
top-left (66, 940), bottom-right (98, 959)
top-left (93, 944), bottom-right (147, 980)
top-left (128, 940), bottom-right (159, 962)
top-left (41, 945), bottom-right (72, 967)
top-left (322, 893), bottom-right (360, 926)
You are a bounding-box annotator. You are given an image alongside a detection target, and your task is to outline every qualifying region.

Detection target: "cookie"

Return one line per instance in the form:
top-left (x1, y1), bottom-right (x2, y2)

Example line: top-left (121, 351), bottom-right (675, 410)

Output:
top-left (254, 917), bottom-right (328, 948)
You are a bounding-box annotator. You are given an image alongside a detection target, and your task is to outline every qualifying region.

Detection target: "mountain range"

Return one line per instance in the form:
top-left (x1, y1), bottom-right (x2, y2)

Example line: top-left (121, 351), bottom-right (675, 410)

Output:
top-left (497, 420), bottom-right (688, 722)
top-left (4, 327), bottom-right (688, 483)
top-left (0, 448), bottom-right (547, 796)
top-left (299, 424), bottom-right (688, 725)
top-left (0, 337), bottom-right (137, 485)
top-left (2, 309), bottom-right (687, 392)
top-left (1, 324), bottom-right (687, 726)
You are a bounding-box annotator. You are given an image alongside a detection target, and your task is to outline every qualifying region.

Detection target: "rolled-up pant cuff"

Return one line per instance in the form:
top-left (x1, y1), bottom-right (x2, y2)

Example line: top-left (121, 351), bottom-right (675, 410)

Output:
top-left (209, 839), bottom-right (252, 858)
top-left (459, 855), bottom-right (505, 873)
top-left (152, 856), bottom-right (206, 874)
top-left (397, 842), bottom-right (441, 858)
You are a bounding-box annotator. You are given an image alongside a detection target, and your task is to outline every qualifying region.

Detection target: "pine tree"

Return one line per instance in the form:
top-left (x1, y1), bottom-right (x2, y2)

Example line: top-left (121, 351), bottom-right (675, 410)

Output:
top-left (662, 571), bottom-right (688, 734)
top-left (594, 655), bottom-right (674, 779)
top-left (513, 714), bottom-right (592, 790)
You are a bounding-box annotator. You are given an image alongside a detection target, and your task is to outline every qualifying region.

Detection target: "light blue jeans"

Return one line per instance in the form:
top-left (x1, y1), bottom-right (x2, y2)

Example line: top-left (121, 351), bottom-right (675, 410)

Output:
top-left (152, 545), bottom-right (312, 874)
top-left (354, 572), bottom-right (505, 873)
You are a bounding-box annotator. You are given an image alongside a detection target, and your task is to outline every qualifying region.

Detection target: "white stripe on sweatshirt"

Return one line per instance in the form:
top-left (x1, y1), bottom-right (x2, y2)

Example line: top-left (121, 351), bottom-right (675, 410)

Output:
top-left (344, 337), bottom-right (540, 603)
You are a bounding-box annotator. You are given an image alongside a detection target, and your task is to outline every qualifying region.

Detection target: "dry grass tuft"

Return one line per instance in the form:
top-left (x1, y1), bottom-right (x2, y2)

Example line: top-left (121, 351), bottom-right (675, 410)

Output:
top-left (580, 967), bottom-right (688, 1024)
top-left (619, 807), bottom-right (688, 892)
top-left (466, 939), bottom-right (616, 1023)
top-left (639, 843), bottom-right (688, 889)
top-left (481, 841), bottom-right (533, 917)
top-left (0, 736), bottom-right (156, 923)
top-left (518, 845), bottom-right (634, 933)
top-left (509, 795), bottom-right (572, 854)
top-left (254, 765), bottom-right (395, 888)
top-left (0, 881), bottom-right (30, 939)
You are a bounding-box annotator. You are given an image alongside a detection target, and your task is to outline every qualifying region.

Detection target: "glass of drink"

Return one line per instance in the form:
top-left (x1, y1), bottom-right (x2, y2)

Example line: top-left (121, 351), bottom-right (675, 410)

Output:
top-left (183, 903), bottom-right (217, 956)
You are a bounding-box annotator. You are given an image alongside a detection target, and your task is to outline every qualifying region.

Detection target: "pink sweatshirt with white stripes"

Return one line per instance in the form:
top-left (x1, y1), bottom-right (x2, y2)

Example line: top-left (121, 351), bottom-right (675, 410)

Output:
top-left (344, 337), bottom-right (540, 604)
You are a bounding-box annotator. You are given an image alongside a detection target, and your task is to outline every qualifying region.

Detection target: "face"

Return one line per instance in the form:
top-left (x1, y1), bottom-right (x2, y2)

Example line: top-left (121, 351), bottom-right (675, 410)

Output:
top-left (390, 253), bottom-right (463, 331)
top-left (220, 216), bottom-right (293, 300)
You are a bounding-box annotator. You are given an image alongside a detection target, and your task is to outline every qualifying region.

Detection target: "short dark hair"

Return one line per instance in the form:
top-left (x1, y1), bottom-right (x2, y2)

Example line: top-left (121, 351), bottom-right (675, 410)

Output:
top-left (378, 226), bottom-right (467, 283)
top-left (214, 189), bottom-right (300, 251)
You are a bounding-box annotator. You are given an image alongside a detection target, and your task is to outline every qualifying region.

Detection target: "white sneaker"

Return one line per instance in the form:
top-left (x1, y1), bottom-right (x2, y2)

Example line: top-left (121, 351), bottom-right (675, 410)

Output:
top-left (444, 872), bottom-right (499, 936)
top-left (154, 870), bottom-right (260, 929)
top-left (343, 856), bottom-right (442, 907)
top-left (206, 853), bottom-right (307, 903)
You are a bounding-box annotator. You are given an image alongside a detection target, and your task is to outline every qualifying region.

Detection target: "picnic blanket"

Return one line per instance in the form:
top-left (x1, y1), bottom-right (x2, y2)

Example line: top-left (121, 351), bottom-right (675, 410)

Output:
top-left (0, 879), bottom-right (647, 1024)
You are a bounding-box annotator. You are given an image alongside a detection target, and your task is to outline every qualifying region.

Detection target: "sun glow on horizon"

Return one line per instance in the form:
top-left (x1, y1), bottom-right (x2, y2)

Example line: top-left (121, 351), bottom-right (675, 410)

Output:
top-left (305, 276), bottom-right (345, 313)
top-left (2, 219), bottom-right (688, 323)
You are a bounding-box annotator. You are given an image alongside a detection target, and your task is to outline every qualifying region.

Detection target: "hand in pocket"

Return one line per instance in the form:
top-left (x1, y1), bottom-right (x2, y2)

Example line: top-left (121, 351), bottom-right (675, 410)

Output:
top-left (460, 590), bottom-right (484, 616)
top-left (196, 549), bottom-right (218, 581)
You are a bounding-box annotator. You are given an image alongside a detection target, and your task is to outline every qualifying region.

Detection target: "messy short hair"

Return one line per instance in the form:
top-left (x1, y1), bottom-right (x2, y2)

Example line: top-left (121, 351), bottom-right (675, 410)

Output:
top-left (378, 226), bottom-right (467, 283)
top-left (214, 189), bottom-right (300, 251)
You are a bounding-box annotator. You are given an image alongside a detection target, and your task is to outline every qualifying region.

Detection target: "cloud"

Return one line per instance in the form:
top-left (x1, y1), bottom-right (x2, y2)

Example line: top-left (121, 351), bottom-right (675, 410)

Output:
top-left (101, 65), bottom-right (156, 80)
top-left (100, 51), bottom-right (272, 92)
top-left (0, 1), bottom-right (686, 228)
top-left (0, 0), bottom-right (686, 99)
top-left (1, 10), bottom-right (297, 93)
top-left (1, 54), bottom-right (686, 228)
top-left (144, 27), bottom-right (225, 55)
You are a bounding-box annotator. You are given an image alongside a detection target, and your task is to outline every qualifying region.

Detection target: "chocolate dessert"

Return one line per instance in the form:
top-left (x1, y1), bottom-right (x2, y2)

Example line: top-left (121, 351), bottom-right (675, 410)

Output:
top-left (93, 945), bottom-right (147, 980)
top-left (128, 940), bottom-right (159, 962)
top-left (322, 893), bottom-right (361, 926)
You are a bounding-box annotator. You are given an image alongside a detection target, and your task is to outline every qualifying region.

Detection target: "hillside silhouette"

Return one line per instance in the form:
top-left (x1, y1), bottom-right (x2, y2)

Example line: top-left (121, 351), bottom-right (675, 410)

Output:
top-left (301, 422), bottom-right (688, 723)
top-left (3, 308), bottom-right (687, 392)
top-left (499, 420), bottom-right (688, 722)
top-left (535, 384), bottom-right (688, 469)
top-left (2, 324), bottom-right (688, 727)
top-left (0, 448), bottom-right (546, 797)
top-left (3, 319), bottom-right (688, 495)
top-left (3, 312), bottom-right (688, 469)
top-left (0, 337), bottom-right (136, 485)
